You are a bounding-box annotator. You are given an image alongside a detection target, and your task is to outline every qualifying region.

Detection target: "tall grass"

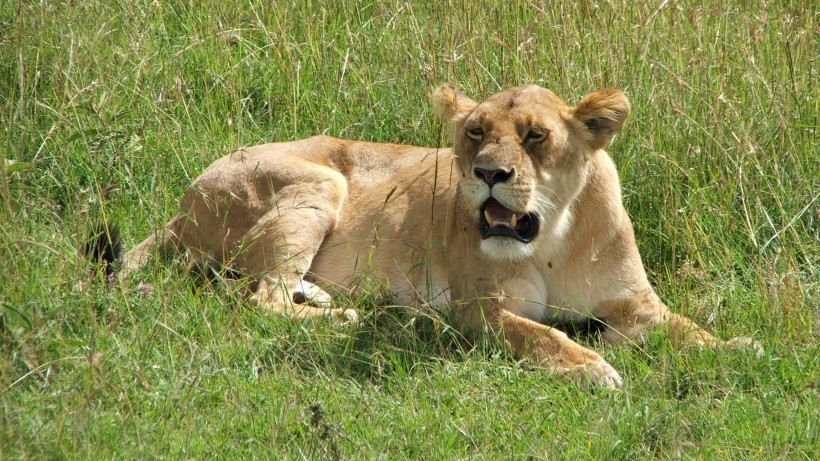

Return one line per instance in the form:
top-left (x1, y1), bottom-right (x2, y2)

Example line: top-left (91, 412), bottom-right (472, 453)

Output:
top-left (1, 1), bottom-right (817, 458)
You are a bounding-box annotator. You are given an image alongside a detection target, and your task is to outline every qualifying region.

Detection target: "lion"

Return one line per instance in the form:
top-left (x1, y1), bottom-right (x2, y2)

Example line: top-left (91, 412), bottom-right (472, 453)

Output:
top-left (115, 84), bottom-right (759, 388)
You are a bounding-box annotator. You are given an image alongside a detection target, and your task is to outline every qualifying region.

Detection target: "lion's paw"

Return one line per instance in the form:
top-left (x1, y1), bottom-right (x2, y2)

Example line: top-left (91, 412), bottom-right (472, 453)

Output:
top-left (725, 336), bottom-right (764, 358)
top-left (328, 308), bottom-right (359, 326)
top-left (564, 359), bottom-right (623, 390)
top-left (293, 280), bottom-right (332, 307)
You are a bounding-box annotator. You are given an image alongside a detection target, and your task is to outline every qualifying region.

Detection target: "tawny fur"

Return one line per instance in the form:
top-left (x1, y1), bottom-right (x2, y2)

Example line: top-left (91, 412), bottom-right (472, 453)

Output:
top-left (119, 84), bottom-right (759, 389)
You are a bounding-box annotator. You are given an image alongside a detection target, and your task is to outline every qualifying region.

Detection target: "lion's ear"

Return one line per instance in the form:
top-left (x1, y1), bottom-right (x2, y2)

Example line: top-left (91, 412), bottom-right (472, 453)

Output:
top-left (572, 89), bottom-right (630, 150)
top-left (433, 84), bottom-right (478, 123)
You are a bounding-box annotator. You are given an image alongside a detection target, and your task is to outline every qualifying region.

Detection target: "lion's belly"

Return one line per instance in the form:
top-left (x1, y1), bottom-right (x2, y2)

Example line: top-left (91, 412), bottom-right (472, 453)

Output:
top-left (309, 240), bottom-right (451, 307)
top-left (309, 164), bottom-right (454, 307)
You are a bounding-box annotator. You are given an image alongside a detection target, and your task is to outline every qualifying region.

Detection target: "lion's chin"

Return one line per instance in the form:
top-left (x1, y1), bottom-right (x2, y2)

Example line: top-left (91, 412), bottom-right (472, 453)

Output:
top-left (479, 238), bottom-right (537, 261)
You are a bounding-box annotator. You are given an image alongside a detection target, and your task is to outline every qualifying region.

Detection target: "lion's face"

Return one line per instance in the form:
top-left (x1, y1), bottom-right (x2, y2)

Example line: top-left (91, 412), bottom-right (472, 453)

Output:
top-left (435, 84), bottom-right (630, 260)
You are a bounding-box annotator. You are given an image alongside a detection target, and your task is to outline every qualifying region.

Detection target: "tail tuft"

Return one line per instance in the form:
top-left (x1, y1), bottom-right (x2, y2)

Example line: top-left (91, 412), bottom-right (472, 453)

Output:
top-left (84, 222), bottom-right (122, 281)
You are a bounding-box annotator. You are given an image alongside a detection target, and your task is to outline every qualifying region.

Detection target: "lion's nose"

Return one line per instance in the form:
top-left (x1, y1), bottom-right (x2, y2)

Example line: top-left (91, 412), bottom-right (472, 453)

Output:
top-left (474, 167), bottom-right (513, 188)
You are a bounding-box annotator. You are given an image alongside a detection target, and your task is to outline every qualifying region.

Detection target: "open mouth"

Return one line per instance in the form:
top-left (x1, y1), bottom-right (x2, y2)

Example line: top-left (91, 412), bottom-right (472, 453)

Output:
top-left (479, 197), bottom-right (540, 243)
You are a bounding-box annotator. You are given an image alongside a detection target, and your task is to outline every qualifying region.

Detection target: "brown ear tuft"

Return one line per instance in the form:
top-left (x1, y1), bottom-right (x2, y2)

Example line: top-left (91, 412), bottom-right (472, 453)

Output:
top-left (432, 84), bottom-right (478, 123)
top-left (573, 89), bottom-right (631, 150)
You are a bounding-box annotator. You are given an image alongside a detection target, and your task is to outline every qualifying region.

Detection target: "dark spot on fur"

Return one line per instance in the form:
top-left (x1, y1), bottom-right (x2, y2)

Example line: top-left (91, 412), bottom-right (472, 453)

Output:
top-left (548, 262), bottom-right (553, 269)
top-left (293, 291), bottom-right (307, 304)
top-left (326, 148), bottom-right (353, 176)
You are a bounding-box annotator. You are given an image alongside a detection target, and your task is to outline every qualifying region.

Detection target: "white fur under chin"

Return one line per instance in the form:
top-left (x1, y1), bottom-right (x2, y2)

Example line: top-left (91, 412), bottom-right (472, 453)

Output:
top-left (480, 237), bottom-right (536, 261)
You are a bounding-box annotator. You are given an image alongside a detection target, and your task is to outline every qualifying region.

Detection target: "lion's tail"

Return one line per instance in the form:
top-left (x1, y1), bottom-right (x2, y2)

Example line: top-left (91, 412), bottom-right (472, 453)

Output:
top-left (77, 221), bottom-right (123, 290)
top-left (81, 216), bottom-right (184, 287)
top-left (83, 222), bottom-right (123, 281)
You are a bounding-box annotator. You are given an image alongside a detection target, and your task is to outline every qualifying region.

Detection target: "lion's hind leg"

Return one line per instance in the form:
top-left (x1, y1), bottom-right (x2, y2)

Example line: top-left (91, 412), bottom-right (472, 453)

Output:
top-left (292, 279), bottom-right (333, 306)
top-left (119, 216), bottom-right (184, 282)
top-left (236, 166), bottom-right (357, 323)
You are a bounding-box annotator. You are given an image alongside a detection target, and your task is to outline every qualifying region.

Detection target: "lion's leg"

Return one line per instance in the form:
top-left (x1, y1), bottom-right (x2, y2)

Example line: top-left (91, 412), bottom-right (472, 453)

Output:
top-left (119, 216), bottom-right (184, 282)
top-left (598, 290), bottom-right (762, 355)
top-left (454, 303), bottom-right (623, 389)
top-left (237, 172), bottom-right (357, 323)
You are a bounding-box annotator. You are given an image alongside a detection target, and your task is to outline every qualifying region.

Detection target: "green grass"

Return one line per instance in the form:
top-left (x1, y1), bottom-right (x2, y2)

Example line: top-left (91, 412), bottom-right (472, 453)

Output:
top-left (1, 0), bottom-right (817, 458)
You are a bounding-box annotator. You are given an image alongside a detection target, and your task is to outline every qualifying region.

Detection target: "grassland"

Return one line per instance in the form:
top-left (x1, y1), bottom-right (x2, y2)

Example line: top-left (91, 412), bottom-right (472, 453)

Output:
top-left (1, 0), bottom-right (817, 459)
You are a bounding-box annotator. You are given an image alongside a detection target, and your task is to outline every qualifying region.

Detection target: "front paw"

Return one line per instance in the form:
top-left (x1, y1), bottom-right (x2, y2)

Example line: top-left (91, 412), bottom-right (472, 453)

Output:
top-left (725, 336), bottom-right (764, 358)
top-left (562, 359), bottom-right (623, 390)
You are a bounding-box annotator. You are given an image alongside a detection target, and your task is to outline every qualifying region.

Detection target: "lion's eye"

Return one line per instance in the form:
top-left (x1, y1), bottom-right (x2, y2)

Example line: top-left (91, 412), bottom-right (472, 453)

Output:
top-left (526, 130), bottom-right (547, 143)
top-left (466, 128), bottom-right (484, 141)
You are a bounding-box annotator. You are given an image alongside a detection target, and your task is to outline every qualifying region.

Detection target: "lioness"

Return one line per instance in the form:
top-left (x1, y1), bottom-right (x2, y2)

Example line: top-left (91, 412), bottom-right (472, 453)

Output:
top-left (118, 84), bottom-right (757, 388)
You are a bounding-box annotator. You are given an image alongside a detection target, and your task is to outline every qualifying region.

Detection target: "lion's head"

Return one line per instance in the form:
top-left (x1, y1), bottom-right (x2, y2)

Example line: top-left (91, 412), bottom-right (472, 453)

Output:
top-left (434, 84), bottom-right (630, 260)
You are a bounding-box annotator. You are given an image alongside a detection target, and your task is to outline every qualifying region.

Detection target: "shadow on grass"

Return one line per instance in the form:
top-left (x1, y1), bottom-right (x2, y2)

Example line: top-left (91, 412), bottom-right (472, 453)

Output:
top-left (242, 288), bottom-right (618, 389)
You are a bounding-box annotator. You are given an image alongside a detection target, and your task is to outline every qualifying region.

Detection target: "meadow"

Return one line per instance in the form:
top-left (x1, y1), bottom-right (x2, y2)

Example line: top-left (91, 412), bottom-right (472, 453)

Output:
top-left (1, 0), bottom-right (817, 458)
